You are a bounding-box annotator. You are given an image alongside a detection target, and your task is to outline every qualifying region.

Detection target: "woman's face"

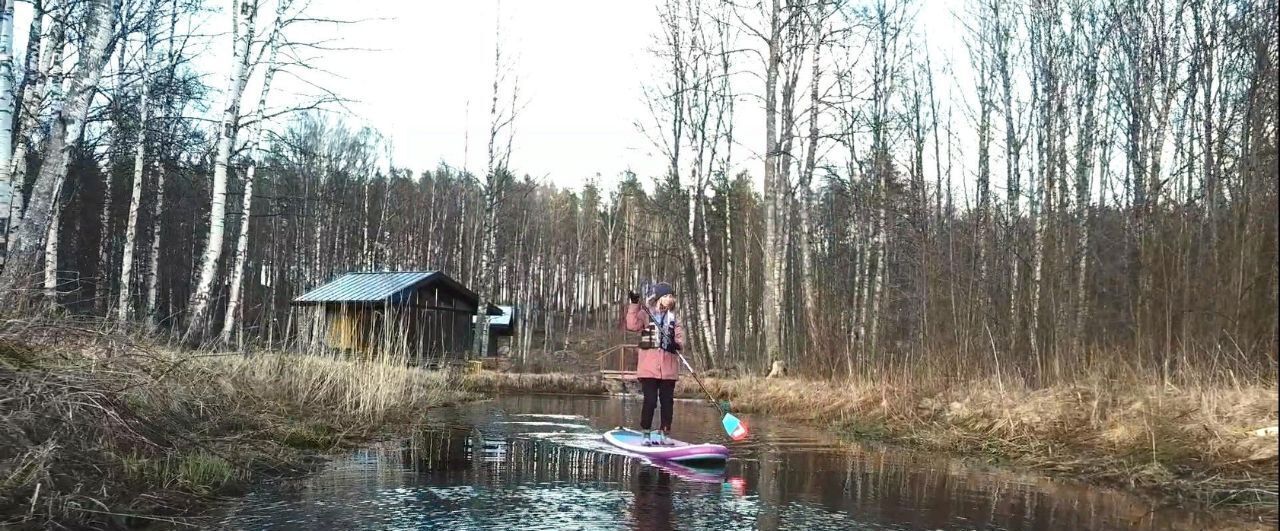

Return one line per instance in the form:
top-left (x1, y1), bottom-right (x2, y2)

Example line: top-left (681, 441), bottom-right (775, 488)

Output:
top-left (657, 294), bottom-right (677, 310)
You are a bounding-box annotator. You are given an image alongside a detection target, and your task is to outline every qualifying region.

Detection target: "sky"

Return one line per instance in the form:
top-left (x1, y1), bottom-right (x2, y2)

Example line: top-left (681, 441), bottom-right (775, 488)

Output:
top-left (268, 0), bottom-right (675, 189)
top-left (293, 0), bottom-right (971, 194)
top-left (8, 0), bottom-right (974, 198)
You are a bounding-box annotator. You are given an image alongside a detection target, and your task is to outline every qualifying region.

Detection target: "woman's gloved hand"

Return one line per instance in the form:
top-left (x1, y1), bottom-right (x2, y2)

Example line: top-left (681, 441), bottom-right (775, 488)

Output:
top-left (660, 330), bottom-right (681, 354)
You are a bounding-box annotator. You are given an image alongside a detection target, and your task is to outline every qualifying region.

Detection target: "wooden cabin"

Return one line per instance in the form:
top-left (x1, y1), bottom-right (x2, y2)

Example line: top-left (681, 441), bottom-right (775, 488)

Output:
top-left (291, 271), bottom-right (500, 363)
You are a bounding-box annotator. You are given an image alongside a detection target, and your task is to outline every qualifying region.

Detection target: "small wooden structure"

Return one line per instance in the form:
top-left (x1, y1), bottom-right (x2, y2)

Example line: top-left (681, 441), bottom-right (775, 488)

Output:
top-left (597, 343), bottom-right (639, 381)
top-left (600, 301), bottom-right (640, 381)
top-left (291, 271), bottom-right (500, 363)
top-left (488, 305), bottom-right (518, 336)
top-left (473, 305), bottom-right (518, 356)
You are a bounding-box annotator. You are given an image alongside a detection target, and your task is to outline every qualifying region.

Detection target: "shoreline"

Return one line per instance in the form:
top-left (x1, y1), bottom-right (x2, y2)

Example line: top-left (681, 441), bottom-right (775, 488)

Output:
top-left (462, 370), bottom-right (1279, 524)
top-left (0, 330), bottom-right (481, 529)
top-left (2, 325), bottom-right (1273, 529)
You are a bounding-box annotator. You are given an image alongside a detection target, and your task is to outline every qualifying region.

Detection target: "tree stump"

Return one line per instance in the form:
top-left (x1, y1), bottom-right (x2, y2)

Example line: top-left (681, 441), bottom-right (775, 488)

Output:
top-left (766, 359), bottom-right (787, 378)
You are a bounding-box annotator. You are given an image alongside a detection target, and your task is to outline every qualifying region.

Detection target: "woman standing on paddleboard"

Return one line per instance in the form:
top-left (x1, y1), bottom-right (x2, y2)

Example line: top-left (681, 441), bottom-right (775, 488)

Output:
top-left (624, 282), bottom-right (686, 446)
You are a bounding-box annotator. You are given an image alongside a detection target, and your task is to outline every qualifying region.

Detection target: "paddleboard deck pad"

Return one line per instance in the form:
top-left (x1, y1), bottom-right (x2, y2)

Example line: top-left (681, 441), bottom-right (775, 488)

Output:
top-left (602, 428), bottom-right (729, 464)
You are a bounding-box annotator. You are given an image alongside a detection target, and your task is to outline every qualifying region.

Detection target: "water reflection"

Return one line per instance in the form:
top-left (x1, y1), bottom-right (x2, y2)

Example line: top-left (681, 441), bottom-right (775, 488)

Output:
top-left (219, 394), bottom-right (1223, 530)
top-left (631, 466), bottom-right (674, 531)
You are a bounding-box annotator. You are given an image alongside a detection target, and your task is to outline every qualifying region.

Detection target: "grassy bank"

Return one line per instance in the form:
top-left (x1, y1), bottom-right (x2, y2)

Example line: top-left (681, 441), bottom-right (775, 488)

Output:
top-left (0, 319), bottom-right (475, 529)
top-left (462, 370), bottom-right (612, 395)
top-left (466, 369), bottom-right (1278, 518)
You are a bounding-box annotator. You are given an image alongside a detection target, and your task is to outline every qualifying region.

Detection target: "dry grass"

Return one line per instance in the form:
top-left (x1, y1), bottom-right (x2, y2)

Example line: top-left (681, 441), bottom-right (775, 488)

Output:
top-left (461, 370), bottom-right (611, 395)
top-left (699, 374), bottom-right (1278, 512)
top-left (214, 350), bottom-right (471, 424)
top-left (0, 317), bottom-right (473, 529)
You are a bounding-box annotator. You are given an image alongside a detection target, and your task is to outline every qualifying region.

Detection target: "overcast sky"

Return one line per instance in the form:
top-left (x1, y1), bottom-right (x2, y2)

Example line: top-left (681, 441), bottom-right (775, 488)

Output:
top-left (292, 0), bottom-right (964, 193)
top-left (10, 0), bottom-right (972, 197)
top-left (319, 0), bottom-right (967, 194)
top-left (265, 0), bottom-right (676, 190)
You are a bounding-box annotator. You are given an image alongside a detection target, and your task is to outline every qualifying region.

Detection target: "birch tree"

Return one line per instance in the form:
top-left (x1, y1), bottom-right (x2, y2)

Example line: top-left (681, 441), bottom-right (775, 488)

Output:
top-left (144, 0), bottom-right (189, 328)
top-left (4, 0), bottom-right (59, 259)
top-left (117, 0), bottom-right (159, 322)
top-left (991, 0), bottom-right (1026, 348)
top-left (184, 0), bottom-right (259, 341)
top-left (0, 0), bottom-right (16, 258)
top-left (472, 11), bottom-right (518, 359)
top-left (797, 0), bottom-right (827, 349)
top-left (0, 0), bottom-right (1269, 392)
top-left (221, 0), bottom-right (291, 343)
top-left (1068, 0), bottom-right (1108, 356)
top-left (0, 0), bottom-right (119, 298)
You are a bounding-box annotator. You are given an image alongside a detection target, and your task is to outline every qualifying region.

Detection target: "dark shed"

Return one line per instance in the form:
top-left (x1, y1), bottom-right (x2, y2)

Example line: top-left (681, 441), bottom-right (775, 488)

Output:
top-left (291, 271), bottom-right (500, 362)
top-left (482, 305), bottom-right (518, 336)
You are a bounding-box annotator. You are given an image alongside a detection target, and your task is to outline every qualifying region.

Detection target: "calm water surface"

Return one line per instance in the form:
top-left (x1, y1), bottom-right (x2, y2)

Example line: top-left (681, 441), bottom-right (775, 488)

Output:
top-left (218, 394), bottom-right (1220, 530)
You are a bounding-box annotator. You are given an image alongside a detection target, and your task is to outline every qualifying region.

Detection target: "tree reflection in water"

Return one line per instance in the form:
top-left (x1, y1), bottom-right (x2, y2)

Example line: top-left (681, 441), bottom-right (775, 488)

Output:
top-left (220, 395), bottom-right (1226, 530)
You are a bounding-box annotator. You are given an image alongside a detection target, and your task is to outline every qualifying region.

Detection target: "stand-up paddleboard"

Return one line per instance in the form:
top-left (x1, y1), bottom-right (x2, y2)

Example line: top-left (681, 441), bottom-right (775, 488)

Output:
top-left (603, 428), bottom-right (729, 465)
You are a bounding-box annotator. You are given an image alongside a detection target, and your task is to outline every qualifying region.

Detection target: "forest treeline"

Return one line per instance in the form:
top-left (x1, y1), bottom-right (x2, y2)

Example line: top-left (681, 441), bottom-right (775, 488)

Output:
top-left (0, 0), bottom-right (1275, 384)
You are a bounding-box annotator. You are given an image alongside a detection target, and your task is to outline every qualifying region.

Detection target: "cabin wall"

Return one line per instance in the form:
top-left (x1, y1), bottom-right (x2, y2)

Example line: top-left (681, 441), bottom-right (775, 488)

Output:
top-left (295, 278), bottom-right (491, 362)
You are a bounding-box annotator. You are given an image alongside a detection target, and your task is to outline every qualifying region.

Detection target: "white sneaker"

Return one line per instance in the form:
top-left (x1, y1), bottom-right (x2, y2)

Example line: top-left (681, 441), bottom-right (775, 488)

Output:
top-left (656, 431), bottom-right (673, 446)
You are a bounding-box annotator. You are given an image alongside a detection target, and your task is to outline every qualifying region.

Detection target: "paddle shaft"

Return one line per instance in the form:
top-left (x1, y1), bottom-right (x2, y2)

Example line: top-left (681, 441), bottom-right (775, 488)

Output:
top-left (635, 303), bottom-right (726, 415)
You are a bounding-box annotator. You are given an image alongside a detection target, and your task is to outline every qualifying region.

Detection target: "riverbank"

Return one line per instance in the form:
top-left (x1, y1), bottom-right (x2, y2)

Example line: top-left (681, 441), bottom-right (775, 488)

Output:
top-left (464, 370), bottom-right (1279, 522)
top-left (3, 319), bottom-right (1271, 528)
top-left (0, 320), bottom-right (477, 529)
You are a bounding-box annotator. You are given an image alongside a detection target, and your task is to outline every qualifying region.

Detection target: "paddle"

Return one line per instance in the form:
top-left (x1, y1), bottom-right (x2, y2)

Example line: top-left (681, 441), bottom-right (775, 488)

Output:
top-left (636, 301), bottom-right (749, 441)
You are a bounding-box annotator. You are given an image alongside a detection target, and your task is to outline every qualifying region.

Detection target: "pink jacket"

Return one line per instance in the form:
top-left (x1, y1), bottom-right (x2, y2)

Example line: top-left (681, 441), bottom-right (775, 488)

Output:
top-left (625, 303), bottom-right (685, 380)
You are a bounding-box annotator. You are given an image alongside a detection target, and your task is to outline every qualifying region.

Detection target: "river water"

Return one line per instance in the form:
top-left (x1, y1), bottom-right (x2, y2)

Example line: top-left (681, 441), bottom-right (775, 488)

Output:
top-left (217, 394), bottom-right (1220, 530)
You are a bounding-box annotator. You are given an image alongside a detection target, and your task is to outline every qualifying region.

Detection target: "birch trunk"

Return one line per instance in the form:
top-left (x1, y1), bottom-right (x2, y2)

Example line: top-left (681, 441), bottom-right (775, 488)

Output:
top-left (911, 74), bottom-right (928, 350)
top-left (117, 19), bottom-right (154, 322)
top-left (310, 165), bottom-right (326, 284)
top-left (145, 0), bottom-right (182, 329)
top-left (360, 178), bottom-right (371, 267)
top-left (97, 48), bottom-right (131, 314)
top-left (994, 1), bottom-right (1023, 346)
top-left (761, 0), bottom-right (783, 367)
top-left (1072, 8), bottom-right (1103, 357)
top-left (721, 180), bottom-right (734, 364)
top-left (0, 0), bottom-right (16, 259)
top-left (0, 0), bottom-right (116, 296)
top-left (697, 184), bottom-right (719, 366)
top-left (42, 198), bottom-right (57, 297)
top-left (866, 192), bottom-right (887, 361)
top-left (799, 22), bottom-right (821, 348)
top-left (221, 0), bottom-right (288, 344)
top-left (4, 0), bottom-right (53, 251)
top-left (1028, 7), bottom-right (1052, 378)
top-left (1029, 154), bottom-right (1050, 381)
top-left (184, 0), bottom-right (258, 341)
top-left (562, 210), bottom-right (582, 351)
top-left (973, 45), bottom-right (992, 310)
top-left (37, 32), bottom-right (68, 298)
top-left (686, 185), bottom-right (717, 365)
top-left (145, 155), bottom-right (167, 326)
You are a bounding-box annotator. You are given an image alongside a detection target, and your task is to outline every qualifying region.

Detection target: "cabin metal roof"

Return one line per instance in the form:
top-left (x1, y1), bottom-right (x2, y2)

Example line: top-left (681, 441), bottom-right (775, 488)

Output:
top-left (476, 305), bottom-right (516, 327)
top-left (292, 271), bottom-right (443, 304)
top-left (491, 305), bottom-right (515, 327)
top-left (292, 271), bottom-right (502, 314)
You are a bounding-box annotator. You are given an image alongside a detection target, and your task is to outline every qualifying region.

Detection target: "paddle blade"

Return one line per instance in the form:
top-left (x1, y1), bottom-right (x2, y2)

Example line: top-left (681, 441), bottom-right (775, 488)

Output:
top-left (722, 413), bottom-right (749, 440)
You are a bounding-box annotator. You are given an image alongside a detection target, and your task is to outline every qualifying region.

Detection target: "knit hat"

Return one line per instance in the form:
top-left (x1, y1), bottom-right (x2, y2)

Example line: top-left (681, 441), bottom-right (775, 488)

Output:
top-left (649, 282), bottom-right (674, 299)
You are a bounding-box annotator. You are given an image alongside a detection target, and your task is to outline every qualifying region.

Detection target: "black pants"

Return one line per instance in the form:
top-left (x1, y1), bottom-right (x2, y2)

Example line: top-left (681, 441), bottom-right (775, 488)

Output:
top-left (639, 378), bottom-right (676, 432)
